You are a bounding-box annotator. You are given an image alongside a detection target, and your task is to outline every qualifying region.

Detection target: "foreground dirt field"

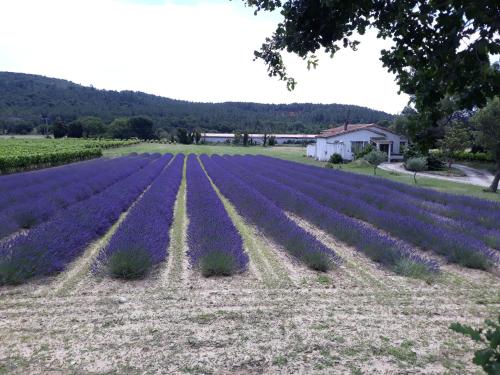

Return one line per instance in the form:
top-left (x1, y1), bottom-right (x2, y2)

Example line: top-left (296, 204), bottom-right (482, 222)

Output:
top-left (1, 216), bottom-right (499, 374)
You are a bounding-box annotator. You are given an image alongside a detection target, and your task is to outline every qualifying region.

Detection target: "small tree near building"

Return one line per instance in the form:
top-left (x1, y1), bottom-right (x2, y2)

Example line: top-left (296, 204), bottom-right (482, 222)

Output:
top-left (268, 135), bottom-right (277, 146)
top-left (193, 129), bottom-right (202, 144)
top-left (243, 132), bottom-right (249, 146)
top-left (233, 132), bottom-right (242, 145)
top-left (405, 157), bottom-right (428, 184)
top-left (364, 150), bottom-right (387, 175)
top-left (440, 124), bottom-right (470, 168)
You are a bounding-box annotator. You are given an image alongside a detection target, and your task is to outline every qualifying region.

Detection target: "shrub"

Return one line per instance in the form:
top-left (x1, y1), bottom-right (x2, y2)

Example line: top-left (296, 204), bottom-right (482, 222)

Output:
top-left (349, 159), bottom-right (372, 168)
top-left (451, 248), bottom-right (493, 270)
top-left (324, 163), bottom-right (335, 169)
top-left (363, 150), bottom-right (387, 175)
top-left (107, 248), bottom-right (153, 280)
top-left (403, 144), bottom-right (422, 162)
top-left (405, 157), bottom-right (428, 183)
top-left (393, 259), bottom-right (436, 283)
top-left (450, 316), bottom-right (500, 375)
top-left (200, 251), bottom-right (237, 277)
top-left (0, 246), bottom-right (44, 285)
top-left (354, 144), bottom-right (374, 159)
top-left (301, 251), bottom-right (333, 272)
top-left (268, 136), bottom-right (277, 146)
top-left (328, 153), bottom-right (343, 164)
top-left (426, 153), bottom-right (445, 170)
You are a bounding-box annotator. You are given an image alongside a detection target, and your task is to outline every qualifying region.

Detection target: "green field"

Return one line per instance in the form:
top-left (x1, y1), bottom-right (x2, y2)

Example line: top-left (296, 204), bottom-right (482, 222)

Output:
top-left (105, 142), bottom-right (500, 202)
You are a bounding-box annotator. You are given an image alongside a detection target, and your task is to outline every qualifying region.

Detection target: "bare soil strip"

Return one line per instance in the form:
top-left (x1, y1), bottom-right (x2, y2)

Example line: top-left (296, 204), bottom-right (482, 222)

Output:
top-left (159, 157), bottom-right (189, 290)
top-left (199, 157), bottom-right (292, 288)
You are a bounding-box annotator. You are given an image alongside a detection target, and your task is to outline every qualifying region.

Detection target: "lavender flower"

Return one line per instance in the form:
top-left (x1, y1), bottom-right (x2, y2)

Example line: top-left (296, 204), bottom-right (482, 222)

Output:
top-left (186, 155), bottom-right (248, 276)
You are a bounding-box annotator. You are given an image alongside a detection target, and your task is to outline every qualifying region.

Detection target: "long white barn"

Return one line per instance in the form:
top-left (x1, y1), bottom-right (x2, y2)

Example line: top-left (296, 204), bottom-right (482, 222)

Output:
top-left (201, 133), bottom-right (316, 144)
top-left (307, 124), bottom-right (408, 162)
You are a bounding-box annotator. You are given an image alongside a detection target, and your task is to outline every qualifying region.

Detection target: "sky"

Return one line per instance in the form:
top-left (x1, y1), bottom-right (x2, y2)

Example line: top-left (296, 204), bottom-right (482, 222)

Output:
top-left (0, 0), bottom-right (410, 114)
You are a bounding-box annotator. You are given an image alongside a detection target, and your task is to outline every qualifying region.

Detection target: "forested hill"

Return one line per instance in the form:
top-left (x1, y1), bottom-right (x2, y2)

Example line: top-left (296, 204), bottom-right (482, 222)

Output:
top-left (0, 72), bottom-right (394, 134)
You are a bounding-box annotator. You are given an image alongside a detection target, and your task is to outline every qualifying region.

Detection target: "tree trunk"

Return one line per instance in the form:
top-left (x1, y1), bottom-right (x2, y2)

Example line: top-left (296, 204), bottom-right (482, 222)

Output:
top-left (414, 172), bottom-right (417, 184)
top-left (485, 166), bottom-right (500, 193)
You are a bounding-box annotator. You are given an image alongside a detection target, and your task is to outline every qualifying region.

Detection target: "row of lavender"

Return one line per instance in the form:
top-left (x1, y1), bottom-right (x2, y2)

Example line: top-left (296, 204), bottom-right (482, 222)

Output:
top-left (200, 155), bottom-right (340, 271)
top-left (0, 157), bottom-right (107, 196)
top-left (207, 155), bottom-right (438, 277)
top-left (186, 155), bottom-right (248, 276)
top-left (0, 155), bottom-right (153, 239)
top-left (96, 155), bottom-right (184, 279)
top-left (234, 155), bottom-right (498, 270)
top-left (0, 154), bottom-right (170, 285)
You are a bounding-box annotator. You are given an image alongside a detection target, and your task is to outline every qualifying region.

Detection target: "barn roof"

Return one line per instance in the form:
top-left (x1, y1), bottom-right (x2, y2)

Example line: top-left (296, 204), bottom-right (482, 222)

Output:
top-left (201, 133), bottom-right (317, 139)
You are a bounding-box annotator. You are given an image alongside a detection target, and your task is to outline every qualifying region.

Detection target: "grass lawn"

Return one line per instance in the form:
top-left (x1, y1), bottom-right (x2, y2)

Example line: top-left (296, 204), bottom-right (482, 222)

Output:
top-left (105, 142), bottom-right (500, 202)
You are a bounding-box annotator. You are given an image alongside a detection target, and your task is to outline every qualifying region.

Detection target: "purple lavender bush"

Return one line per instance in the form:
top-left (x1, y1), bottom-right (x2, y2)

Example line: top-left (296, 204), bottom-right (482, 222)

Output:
top-left (97, 154), bottom-right (184, 279)
top-left (0, 155), bottom-right (151, 239)
top-left (186, 155), bottom-right (248, 276)
top-left (256, 155), bottom-right (500, 231)
top-left (254, 155), bottom-right (500, 251)
top-left (237, 156), bottom-right (496, 270)
top-left (0, 154), bottom-right (170, 285)
top-left (201, 155), bottom-right (339, 272)
top-left (215, 155), bottom-right (438, 278)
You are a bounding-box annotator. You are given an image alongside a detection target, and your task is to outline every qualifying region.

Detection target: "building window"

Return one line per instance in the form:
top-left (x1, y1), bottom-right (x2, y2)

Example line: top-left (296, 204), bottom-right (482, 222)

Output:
top-left (351, 141), bottom-right (368, 154)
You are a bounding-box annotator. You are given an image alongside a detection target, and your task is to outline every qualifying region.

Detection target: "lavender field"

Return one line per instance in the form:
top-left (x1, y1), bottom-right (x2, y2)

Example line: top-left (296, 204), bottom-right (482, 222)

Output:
top-left (1, 153), bottom-right (499, 374)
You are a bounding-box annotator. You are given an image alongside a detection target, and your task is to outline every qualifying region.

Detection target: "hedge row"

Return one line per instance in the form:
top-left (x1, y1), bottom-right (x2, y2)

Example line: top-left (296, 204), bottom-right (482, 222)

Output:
top-left (432, 151), bottom-right (494, 163)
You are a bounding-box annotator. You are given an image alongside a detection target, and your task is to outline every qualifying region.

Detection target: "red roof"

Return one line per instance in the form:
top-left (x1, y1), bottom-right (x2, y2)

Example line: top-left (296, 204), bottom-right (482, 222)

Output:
top-left (317, 123), bottom-right (405, 138)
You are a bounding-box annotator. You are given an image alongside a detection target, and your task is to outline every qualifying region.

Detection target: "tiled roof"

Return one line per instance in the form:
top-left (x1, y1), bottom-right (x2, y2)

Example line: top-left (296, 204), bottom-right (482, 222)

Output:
top-left (317, 124), bottom-right (405, 138)
top-left (317, 124), bottom-right (381, 138)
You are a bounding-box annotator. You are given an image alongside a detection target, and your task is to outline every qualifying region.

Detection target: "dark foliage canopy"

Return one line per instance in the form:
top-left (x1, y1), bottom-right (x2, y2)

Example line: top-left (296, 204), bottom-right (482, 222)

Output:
top-left (245, 0), bottom-right (499, 116)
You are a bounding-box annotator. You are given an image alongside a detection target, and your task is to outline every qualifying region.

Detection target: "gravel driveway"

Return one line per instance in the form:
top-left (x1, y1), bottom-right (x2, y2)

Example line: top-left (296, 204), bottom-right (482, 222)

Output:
top-left (379, 162), bottom-right (494, 187)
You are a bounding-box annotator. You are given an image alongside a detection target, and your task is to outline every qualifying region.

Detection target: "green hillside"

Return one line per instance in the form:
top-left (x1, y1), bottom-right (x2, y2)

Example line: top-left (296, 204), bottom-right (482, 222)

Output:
top-left (0, 72), bottom-right (394, 134)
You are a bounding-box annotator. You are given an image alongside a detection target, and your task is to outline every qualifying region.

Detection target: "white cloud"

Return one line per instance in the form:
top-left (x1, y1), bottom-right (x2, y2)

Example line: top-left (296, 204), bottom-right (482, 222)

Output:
top-left (0, 0), bottom-right (409, 114)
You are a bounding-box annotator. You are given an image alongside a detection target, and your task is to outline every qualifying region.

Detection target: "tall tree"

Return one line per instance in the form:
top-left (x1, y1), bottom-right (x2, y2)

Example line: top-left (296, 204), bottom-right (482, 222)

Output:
top-left (67, 120), bottom-right (83, 138)
top-left (128, 116), bottom-right (155, 140)
top-left (471, 97), bottom-right (500, 193)
top-left (245, 1), bottom-right (499, 133)
top-left (80, 116), bottom-right (104, 138)
top-left (108, 118), bottom-right (133, 139)
top-left (176, 128), bottom-right (190, 144)
top-left (52, 118), bottom-right (67, 138)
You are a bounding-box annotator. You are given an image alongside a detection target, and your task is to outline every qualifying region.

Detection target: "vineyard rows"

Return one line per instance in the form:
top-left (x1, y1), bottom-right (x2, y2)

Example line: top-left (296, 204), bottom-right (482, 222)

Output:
top-left (0, 138), bottom-right (139, 172)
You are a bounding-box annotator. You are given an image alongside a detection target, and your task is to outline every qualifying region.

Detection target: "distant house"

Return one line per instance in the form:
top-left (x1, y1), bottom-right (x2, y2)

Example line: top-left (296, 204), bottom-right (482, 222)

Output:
top-left (201, 133), bottom-right (317, 144)
top-left (306, 124), bottom-right (407, 162)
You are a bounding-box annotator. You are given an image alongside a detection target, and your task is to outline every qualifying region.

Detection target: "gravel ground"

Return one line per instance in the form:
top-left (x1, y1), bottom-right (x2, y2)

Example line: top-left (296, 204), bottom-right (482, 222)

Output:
top-left (1, 221), bottom-right (498, 375)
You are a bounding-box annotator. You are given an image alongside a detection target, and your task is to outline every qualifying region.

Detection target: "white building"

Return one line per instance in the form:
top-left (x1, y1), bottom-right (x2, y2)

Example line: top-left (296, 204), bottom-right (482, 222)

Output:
top-left (307, 124), bottom-right (408, 162)
top-left (201, 133), bottom-right (316, 145)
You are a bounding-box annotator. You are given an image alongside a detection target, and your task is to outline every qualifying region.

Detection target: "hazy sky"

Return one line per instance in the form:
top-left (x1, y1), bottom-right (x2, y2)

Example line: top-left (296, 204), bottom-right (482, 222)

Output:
top-left (0, 0), bottom-right (410, 114)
